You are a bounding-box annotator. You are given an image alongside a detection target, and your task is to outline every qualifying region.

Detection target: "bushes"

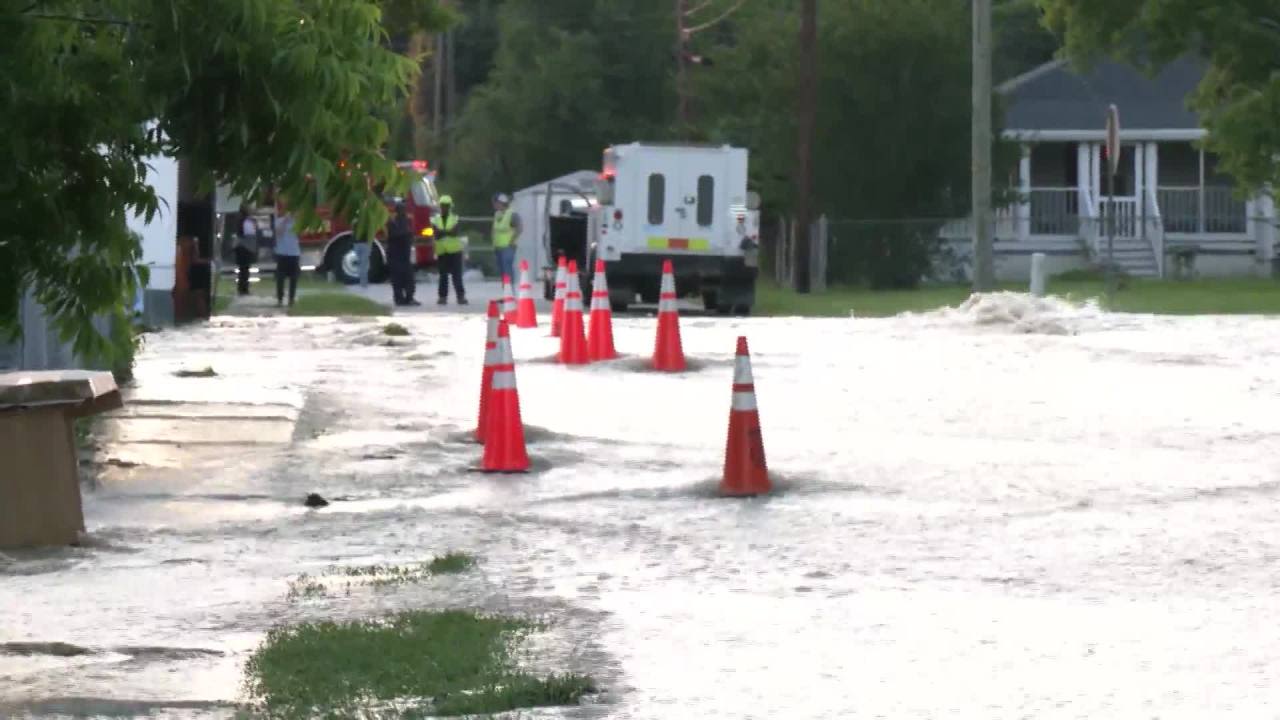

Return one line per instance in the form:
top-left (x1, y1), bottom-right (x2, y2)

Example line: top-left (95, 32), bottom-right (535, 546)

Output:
top-left (826, 221), bottom-right (946, 289)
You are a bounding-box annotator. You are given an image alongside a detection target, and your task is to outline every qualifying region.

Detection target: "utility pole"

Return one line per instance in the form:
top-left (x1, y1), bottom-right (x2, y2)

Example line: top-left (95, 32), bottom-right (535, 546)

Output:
top-left (971, 0), bottom-right (995, 291)
top-left (793, 0), bottom-right (817, 293)
top-left (676, 0), bottom-right (690, 132)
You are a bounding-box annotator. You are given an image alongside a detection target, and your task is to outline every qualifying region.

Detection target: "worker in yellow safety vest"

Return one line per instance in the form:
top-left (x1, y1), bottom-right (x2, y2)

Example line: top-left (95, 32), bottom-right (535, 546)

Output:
top-left (433, 195), bottom-right (466, 305)
top-left (491, 192), bottom-right (521, 285)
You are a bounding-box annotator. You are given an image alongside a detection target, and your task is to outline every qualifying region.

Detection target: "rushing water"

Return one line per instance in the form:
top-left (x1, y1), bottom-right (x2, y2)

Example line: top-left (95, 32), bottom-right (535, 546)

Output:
top-left (3, 294), bottom-right (1280, 718)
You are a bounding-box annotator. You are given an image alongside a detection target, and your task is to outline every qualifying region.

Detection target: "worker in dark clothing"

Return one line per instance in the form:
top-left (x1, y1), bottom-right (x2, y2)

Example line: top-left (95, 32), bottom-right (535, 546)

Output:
top-left (433, 195), bottom-right (466, 305)
top-left (386, 202), bottom-right (419, 306)
top-left (233, 205), bottom-right (258, 296)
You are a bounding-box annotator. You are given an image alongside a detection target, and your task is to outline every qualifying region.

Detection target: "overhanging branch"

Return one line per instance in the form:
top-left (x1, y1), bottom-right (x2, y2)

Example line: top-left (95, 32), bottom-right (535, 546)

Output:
top-left (686, 0), bottom-right (746, 35)
top-left (684, 0), bottom-right (716, 17)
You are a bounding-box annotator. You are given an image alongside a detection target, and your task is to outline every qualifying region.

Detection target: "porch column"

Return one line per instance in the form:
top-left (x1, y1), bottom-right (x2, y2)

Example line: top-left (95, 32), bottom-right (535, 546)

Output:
top-left (1145, 143), bottom-right (1159, 210)
top-left (1076, 143), bottom-right (1093, 213)
top-left (1134, 143), bottom-right (1145, 205)
top-left (1254, 194), bottom-right (1276, 273)
top-left (1018, 144), bottom-right (1031, 244)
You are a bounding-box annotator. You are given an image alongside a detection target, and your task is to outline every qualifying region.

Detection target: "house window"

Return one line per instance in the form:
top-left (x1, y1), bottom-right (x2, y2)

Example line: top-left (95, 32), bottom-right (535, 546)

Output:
top-left (696, 175), bottom-right (714, 226)
top-left (648, 173), bottom-right (665, 225)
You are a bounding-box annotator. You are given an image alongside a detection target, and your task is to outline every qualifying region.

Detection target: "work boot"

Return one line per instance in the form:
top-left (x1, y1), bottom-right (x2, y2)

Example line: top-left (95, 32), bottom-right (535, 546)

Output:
top-left (437, 298), bottom-right (447, 306)
top-left (458, 297), bottom-right (468, 305)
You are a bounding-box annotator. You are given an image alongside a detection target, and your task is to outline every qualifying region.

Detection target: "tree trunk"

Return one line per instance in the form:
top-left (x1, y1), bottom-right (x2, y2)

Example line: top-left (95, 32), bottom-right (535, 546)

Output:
top-left (793, 0), bottom-right (818, 293)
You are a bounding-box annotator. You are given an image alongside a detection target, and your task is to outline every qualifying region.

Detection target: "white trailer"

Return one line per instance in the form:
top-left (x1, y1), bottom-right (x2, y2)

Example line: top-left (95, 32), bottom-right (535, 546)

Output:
top-left (570, 142), bottom-right (761, 314)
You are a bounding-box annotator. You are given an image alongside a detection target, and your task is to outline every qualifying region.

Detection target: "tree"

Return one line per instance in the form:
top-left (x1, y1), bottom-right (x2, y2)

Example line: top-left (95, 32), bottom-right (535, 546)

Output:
top-left (698, 0), bottom-right (1011, 287)
top-left (443, 0), bottom-right (674, 211)
top-left (1038, 0), bottom-right (1280, 194)
top-left (994, 0), bottom-right (1059, 83)
top-left (1, 0), bottom-right (452, 362)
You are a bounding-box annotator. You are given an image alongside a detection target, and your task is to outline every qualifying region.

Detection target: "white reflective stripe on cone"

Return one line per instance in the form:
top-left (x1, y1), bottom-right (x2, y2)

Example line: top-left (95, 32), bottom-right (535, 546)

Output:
top-left (566, 294), bottom-right (584, 312)
top-left (486, 321), bottom-right (498, 342)
top-left (591, 292), bottom-right (608, 312)
top-left (484, 346), bottom-right (499, 365)
top-left (658, 296), bottom-right (678, 313)
top-left (733, 355), bottom-right (754, 384)
top-left (660, 270), bottom-right (675, 294)
top-left (731, 391), bottom-right (758, 412)
top-left (492, 370), bottom-right (517, 390)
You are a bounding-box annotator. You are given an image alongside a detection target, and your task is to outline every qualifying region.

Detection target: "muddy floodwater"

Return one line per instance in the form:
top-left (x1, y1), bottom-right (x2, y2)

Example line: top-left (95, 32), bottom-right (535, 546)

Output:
top-left (3, 294), bottom-right (1280, 718)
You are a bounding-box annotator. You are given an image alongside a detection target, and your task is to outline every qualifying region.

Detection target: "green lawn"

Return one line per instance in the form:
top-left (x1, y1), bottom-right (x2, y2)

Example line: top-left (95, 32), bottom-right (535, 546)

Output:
top-left (212, 271), bottom-right (389, 317)
top-left (757, 277), bottom-right (1280, 317)
top-left (287, 291), bottom-right (389, 317)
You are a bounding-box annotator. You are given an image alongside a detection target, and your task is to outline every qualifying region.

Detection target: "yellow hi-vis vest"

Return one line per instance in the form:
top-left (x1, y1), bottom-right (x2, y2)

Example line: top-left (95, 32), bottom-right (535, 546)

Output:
top-left (432, 213), bottom-right (461, 254)
top-left (492, 209), bottom-right (515, 249)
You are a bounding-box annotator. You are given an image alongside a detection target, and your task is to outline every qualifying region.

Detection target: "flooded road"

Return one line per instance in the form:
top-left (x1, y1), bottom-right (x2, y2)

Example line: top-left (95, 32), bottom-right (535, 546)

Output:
top-left (4, 295), bottom-right (1280, 718)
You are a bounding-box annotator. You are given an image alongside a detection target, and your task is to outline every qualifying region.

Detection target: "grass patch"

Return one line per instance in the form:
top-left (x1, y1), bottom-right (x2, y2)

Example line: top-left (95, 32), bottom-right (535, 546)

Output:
top-left (382, 322), bottom-right (411, 337)
top-left (242, 610), bottom-right (594, 718)
top-left (173, 366), bottom-right (217, 378)
top-left (756, 277), bottom-right (1280, 317)
top-left (73, 417), bottom-right (97, 451)
top-left (247, 273), bottom-right (336, 298)
top-left (286, 553), bottom-right (480, 601)
top-left (284, 574), bottom-right (328, 601)
top-left (287, 292), bottom-right (389, 317)
top-left (426, 551), bottom-right (476, 575)
top-left (212, 294), bottom-right (233, 315)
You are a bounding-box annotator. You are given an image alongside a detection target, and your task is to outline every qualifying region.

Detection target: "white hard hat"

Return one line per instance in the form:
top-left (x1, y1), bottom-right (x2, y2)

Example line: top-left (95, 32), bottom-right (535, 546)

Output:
top-left (494, 193), bottom-right (511, 205)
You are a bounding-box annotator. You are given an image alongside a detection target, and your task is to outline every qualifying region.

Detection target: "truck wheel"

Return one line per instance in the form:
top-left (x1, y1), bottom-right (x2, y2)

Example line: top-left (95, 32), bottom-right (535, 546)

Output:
top-left (702, 291), bottom-right (719, 312)
top-left (328, 236), bottom-right (358, 285)
top-left (733, 304), bottom-right (753, 317)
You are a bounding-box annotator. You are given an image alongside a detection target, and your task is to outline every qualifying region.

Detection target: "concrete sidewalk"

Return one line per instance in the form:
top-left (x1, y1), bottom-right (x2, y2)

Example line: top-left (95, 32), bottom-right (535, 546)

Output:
top-left (342, 272), bottom-right (552, 316)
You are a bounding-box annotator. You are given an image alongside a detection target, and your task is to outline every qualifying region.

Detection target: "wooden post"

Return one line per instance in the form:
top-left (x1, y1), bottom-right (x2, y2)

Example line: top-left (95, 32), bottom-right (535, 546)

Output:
top-left (971, 0), bottom-right (994, 290)
top-left (793, 0), bottom-right (817, 293)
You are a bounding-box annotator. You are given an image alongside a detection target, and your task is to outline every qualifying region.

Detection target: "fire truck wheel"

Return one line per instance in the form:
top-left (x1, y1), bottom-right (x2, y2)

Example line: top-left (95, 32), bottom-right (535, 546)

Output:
top-left (327, 236), bottom-right (358, 285)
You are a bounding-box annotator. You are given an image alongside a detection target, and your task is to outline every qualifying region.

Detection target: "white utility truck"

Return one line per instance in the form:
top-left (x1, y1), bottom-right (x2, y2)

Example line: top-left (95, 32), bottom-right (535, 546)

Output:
top-left (545, 142), bottom-right (761, 315)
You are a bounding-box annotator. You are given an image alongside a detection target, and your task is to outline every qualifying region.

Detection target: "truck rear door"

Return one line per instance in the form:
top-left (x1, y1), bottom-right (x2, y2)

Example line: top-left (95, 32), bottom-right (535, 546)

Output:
top-left (640, 154), bottom-right (718, 254)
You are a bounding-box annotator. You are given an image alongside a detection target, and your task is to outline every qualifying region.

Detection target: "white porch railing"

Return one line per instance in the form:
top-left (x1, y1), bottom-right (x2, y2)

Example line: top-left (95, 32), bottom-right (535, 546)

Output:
top-left (1098, 197), bottom-right (1139, 238)
top-left (1157, 186), bottom-right (1248, 234)
top-left (1028, 187), bottom-right (1079, 235)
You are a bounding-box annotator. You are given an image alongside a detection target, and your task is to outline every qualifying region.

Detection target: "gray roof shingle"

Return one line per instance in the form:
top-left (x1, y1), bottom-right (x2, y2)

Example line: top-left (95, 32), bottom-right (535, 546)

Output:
top-left (998, 56), bottom-right (1206, 132)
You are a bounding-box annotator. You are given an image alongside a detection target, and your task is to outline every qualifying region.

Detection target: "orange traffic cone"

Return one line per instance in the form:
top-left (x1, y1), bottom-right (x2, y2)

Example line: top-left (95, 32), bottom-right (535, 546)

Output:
top-left (558, 260), bottom-right (589, 365)
top-left (516, 259), bottom-right (538, 328)
top-left (550, 256), bottom-right (567, 338)
top-left (587, 259), bottom-right (618, 361)
top-left (501, 274), bottom-right (518, 324)
top-left (482, 318), bottom-right (530, 473)
top-left (652, 259), bottom-right (686, 371)
top-left (474, 300), bottom-right (501, 443)
top-left (721, 336), bottom-right (770, 496)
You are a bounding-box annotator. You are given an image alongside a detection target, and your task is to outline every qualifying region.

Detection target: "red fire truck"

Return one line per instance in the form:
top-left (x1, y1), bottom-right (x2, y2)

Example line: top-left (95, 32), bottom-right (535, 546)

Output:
top-left (295, 160), bottom-right (442, 284)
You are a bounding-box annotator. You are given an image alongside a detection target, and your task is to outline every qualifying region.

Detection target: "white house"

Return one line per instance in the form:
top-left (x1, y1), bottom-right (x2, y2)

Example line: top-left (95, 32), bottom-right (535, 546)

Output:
top-left (945, 56), bottom-right (1277, 279)
top-left (128, 153), bottom-right (181, 325)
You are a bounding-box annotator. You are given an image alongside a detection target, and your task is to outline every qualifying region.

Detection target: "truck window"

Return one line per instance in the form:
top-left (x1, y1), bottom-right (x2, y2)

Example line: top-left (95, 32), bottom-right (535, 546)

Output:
top-left (648, 173), bottom-right (665, 225)
top-left (411, 176), bottom-right (437, 208)
top-left (697, 175), bottom-right (714, 226)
